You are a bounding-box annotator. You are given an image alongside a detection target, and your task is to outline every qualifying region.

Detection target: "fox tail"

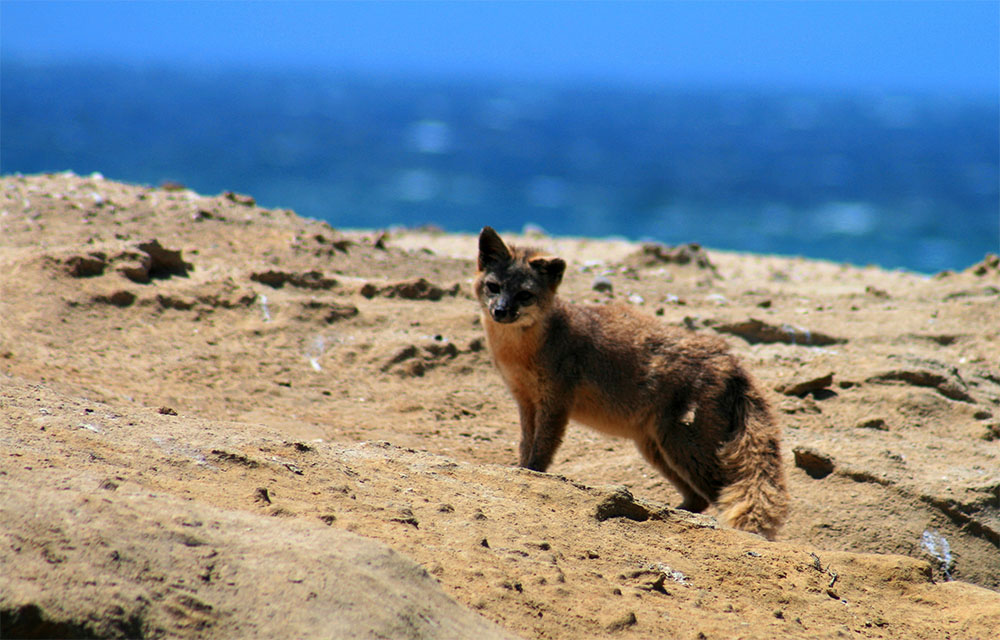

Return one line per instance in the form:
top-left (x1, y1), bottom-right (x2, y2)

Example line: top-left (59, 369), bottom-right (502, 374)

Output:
top-left (715, 383), bottom-right (789, 540)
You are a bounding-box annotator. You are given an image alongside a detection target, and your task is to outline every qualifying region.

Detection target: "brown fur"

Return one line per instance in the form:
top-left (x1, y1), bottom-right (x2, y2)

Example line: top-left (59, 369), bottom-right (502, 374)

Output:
top-left (474, 227), bottom-right (789, 539)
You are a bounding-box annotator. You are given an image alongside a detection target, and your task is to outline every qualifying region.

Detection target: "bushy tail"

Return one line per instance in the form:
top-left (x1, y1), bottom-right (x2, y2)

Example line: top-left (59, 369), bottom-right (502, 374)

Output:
top-left (716, 389), bottom-right (789, 540)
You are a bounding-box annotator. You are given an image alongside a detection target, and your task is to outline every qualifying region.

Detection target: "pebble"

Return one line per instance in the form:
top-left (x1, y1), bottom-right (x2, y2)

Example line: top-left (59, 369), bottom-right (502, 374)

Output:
top-left (792, 447), bottom-right (834, 479)
top-left (592, 276), bottom-right (613, 293)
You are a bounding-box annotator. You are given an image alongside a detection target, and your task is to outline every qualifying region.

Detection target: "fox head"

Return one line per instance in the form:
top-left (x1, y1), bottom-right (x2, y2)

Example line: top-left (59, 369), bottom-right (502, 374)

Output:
top-left (474, 226), bottom-right (566, 326)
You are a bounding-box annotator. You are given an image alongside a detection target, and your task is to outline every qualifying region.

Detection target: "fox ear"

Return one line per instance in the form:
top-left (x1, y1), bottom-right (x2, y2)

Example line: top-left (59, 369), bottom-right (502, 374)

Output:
top-left (478, 226), bottom-right (511, 271)
top-left (529, 256), bottom-right (566, 290)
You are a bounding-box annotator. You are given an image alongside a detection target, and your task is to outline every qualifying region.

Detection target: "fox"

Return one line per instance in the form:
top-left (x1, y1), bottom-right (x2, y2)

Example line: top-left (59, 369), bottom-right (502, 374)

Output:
top-left (473, 226), bottom-right (789, 539)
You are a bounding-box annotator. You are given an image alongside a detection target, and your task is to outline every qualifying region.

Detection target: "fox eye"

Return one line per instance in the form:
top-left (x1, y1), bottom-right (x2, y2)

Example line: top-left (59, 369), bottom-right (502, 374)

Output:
top-left (514, 291), bottom-right (535, 304)
top-left (486, 281), bottom-right (501, 294)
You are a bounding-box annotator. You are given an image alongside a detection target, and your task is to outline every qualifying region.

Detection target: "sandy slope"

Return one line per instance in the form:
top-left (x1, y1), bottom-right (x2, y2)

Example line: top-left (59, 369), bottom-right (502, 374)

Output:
top-left (1, 172), bottom-right (999, 639)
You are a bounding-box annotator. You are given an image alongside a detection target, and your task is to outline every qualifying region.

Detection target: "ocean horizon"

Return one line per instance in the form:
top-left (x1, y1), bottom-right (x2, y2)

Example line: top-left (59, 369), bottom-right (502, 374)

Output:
top-left (2, 60), bottom-right (997, 273)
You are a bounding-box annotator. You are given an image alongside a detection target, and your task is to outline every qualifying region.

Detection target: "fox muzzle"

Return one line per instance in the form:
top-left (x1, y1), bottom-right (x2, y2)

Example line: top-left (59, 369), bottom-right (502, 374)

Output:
top-left (490, 298), bottom-right (518, 323)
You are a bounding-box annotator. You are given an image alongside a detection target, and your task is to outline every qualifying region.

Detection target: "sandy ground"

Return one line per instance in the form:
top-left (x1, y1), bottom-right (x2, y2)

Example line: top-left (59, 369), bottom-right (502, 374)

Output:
top-left (2, 172), bottom-right (999, 639)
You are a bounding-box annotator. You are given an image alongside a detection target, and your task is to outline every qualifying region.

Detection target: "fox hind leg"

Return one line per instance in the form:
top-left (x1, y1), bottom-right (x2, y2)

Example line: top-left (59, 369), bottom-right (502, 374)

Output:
top-left (635, 434), bottom-right (711, 513)
top-left (649, 409), bottom-right (732, 514)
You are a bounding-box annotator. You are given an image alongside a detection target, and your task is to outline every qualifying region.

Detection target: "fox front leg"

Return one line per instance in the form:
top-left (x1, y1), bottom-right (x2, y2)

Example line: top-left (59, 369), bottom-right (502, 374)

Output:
top-left (520, 404), bottom-right (570, 472)
top-left (516, 400), bottom-right (537, 467)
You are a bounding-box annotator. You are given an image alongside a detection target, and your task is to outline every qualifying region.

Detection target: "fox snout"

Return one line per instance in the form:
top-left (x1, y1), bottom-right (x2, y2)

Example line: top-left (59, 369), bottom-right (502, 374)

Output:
top-left (489, 297), bottom-right (518, 323)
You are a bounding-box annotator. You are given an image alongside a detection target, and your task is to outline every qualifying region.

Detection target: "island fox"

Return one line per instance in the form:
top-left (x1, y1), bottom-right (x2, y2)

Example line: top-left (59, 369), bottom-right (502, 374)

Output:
top-left (474, 226), bottom-right (789, 539)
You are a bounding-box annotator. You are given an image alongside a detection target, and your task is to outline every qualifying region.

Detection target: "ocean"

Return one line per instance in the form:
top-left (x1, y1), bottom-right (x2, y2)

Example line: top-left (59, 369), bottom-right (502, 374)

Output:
top-left (2, 60), bottom-right (997, 273)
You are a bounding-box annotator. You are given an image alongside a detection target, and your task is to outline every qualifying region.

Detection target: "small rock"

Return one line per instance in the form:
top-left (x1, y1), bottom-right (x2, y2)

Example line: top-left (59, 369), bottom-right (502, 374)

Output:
top-left (251, 270), bottom-right (338, 290)
top-left (115, 252), bottom-right (153, 283)
top-left (776, 372), bottom-right (834, 397)
top-left (592, 276), bottom-right (613, 294)
top-left (683, 316), bottom-right (702, 331)
top-left (627, 242), bottom-right (718, 274)
top-left (980, 423), bottom-right (1000, 442)
top-left (595, 487), bottom-right (651, 522)
top-left (64, 253), bottom-right (107, 278)
top-left (250, 270), bottom-right (290, 288)
top-left (93, 290), bottom-right (136, 308)
top-left (883, 450), bottom-right (906, 464)
top-left (224, 191), bottom-right (256, 207)
top-left (779, 396), bottom-right (822, 415)
top-left (424, 341), bottom-right (459, 359)
top-left (364, 278), bottom-right (452, 301)
top-left (137, 240), bottom-right (192, 279)
top-left (156, 294), bottom-right (196, 311)
top-left (605, 611), bottom-right (637, 632)
top-left (390, 510), bottom-right (419, 528)
top-left (382, 345), bottom-right (419, 372)
top-left (867, 367), bottom-right (974, 403)
top-left (115, 241), bottom-right (192, 283)
top-left (213, 450), bottom-right (260, 469)
top-left (968, 253), bottom-right (999, 276)
top-left (392, 278), bottom-right (448, 301)
top-left (399, 360), bottom-right (426, 378)
top-left (624, 570), bottom-right (671, 595)
top-left (855, 417), bottom-right (889, 431)
top-left (793, 447), bottom-right (834, 479)
top-left (297, 300), bottom-right (359, 324)
top-left (711, 318), bottom-right (844, 346)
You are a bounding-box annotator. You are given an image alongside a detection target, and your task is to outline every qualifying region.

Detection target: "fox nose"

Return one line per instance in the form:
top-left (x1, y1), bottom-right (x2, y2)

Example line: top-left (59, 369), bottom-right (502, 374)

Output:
top-left (491, 300), bottom-right (515, 322)
top-left (492, 305), bottom-right (509, 321)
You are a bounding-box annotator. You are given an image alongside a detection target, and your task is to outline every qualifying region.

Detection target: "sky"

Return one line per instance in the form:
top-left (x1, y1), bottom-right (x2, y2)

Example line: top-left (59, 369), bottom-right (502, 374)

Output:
top-left (2, 1), bottom-right (998, 95)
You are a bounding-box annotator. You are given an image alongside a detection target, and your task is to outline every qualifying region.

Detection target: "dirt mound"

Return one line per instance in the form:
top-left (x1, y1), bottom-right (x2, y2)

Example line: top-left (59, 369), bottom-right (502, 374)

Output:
top-left (2, 172), bottom-right (999, 639)
top-left (1, 468), bottom-right (518, 640)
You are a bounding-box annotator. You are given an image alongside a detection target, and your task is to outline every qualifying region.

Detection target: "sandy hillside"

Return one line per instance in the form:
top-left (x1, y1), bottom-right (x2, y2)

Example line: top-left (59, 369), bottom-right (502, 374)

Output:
top-left (1, 172), bottom-right (999, 639)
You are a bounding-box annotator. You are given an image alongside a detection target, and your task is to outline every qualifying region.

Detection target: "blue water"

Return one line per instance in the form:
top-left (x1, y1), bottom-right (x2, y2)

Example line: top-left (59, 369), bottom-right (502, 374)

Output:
top-left (2, 60), bottom-right (997, 273)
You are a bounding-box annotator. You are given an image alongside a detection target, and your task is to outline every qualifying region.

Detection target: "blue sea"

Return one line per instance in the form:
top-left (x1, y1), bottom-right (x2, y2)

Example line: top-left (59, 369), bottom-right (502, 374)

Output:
top-left (2, 60), bottom-right (997, 273)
